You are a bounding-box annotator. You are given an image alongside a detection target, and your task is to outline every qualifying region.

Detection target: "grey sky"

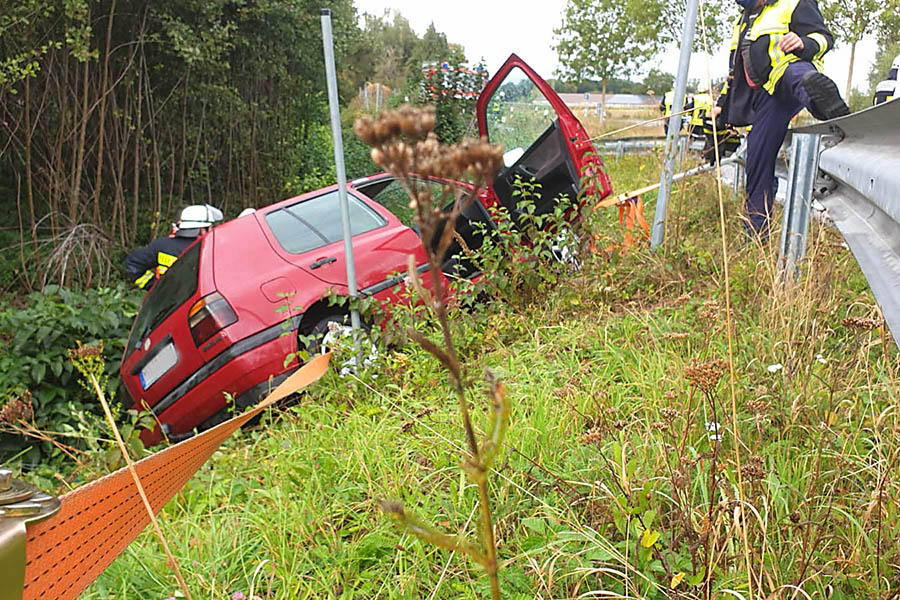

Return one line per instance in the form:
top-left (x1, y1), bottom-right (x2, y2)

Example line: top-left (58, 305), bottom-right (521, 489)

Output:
top-left (354, 0), bottom-right (879, 94)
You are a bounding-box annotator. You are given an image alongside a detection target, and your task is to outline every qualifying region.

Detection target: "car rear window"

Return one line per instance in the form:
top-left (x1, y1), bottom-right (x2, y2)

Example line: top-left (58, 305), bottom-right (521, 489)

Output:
top-left (125, 241), bottom-right (201, 359)
top-left (265, 190), bottom-right (385, 255)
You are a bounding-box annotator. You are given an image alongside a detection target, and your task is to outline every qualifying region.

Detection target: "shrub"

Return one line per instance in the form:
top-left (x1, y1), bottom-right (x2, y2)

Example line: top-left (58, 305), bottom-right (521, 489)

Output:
top-left (462, 178), bottom-right (582, 308)
top-left (285, 123), bottom-right (379, 195)
top-left (0, 283), bottom-right (143, 465)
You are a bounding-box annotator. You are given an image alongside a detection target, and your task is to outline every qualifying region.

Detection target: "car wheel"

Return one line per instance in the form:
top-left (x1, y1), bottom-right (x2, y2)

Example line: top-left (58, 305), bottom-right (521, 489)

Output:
top-left (550, 227), bottom-right (583, 270)
top-left (305, 314), bottom-right (378, 376)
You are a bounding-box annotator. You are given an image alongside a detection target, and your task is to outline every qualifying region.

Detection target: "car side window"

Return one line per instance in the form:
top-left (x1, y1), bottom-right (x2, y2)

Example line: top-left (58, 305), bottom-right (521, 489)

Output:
top-left (265, 190), bottom-right (385, 255)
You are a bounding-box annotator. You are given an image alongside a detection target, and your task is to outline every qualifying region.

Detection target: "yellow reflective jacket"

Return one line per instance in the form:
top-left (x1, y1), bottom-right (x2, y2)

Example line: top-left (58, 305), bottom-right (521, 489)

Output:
top-left (690, 92), bottom-right (713, 127)
top-left (663, 90), bottom-right (675, 116)
top-left (717, 0), bottom-right (832, 125)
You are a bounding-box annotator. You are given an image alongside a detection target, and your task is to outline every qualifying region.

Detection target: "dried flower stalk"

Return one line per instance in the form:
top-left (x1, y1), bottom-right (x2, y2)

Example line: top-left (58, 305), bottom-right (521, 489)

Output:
top-left (358, 105), bottom-right (507, 599)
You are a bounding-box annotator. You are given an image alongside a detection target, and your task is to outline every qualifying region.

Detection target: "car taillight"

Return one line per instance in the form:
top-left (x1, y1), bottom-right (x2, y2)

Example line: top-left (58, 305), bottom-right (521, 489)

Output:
top-left (188, 292), bottom-right (237, 346)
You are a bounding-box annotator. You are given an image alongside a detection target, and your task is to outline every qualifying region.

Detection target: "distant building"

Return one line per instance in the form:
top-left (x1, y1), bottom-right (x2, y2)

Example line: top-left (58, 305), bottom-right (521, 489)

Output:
top-left (557, 93), bottom-right (658, 109)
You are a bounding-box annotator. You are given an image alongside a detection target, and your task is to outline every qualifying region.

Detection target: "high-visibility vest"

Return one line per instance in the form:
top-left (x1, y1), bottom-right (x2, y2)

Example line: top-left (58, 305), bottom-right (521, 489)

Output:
top-left (134, 250), bottom-right (180, 289)
top-left (691, 92), bottom-right (713, 127)
top-left (729, 0), bottom-right (829, 95)
top-left (663, 90), bottom-right (675, 116)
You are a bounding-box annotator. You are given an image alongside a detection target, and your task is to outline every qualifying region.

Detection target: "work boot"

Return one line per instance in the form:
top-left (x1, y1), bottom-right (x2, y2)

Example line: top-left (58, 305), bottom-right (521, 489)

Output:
top-left (801, 71), bottom-right (850, 121)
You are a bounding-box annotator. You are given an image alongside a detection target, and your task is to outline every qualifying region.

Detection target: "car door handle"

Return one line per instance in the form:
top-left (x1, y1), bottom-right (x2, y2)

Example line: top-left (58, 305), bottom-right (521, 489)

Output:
top-left (309, 256), bottom-right (337, 269)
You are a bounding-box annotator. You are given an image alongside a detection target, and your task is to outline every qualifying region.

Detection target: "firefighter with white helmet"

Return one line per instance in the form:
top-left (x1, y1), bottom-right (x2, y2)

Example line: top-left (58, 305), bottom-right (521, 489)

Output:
top-left (873, 55), bottom-right (899, 105)
top-left (690, 82), bottom-right (714, 139)
top-left (125, 204), bottom-right (223, 290)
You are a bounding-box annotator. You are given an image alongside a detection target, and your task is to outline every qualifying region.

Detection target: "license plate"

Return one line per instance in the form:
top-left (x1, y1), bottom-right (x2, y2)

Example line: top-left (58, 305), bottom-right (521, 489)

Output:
top-left (139, 342), bottom-right (178, 390)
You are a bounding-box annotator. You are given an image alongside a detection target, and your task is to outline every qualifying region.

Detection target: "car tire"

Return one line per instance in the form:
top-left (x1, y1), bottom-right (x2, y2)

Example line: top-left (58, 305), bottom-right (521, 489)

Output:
top-left (304, 313), bottom-right (349, 355)
top-left (304, 314), bottom-right (377, 376)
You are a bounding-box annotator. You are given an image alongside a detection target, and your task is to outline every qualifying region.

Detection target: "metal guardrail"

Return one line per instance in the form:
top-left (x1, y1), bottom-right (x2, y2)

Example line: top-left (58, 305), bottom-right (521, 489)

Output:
top-left (596, 136), bottom-right (705, 158)
top-left (795, 100), bottom-right (900, 346)
top-left (596, 108), bottom-right (899, 346)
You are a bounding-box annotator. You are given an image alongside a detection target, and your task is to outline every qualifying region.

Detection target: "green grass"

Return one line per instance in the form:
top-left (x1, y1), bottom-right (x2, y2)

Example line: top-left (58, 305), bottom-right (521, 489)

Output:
top-left (79, 153), bottom-right (898, 600)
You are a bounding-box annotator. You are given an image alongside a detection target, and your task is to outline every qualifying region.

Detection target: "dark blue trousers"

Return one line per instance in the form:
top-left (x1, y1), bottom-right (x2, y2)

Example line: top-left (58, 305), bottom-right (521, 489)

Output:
top-left (745, 61), bottom-right (817, 237)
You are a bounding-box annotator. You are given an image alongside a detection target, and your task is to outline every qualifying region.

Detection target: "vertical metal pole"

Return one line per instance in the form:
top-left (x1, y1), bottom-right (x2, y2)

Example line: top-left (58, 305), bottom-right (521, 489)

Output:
top-left (321, 9), bottom-right (360, 331)
top-left (778, 132), bottom-right (821, 283)
top-left (651, 0), bottom-right (699, 249)
top-left (615, 140), bottom-right (624, 161)
top-left (732, 161), bottom-right (742, 200)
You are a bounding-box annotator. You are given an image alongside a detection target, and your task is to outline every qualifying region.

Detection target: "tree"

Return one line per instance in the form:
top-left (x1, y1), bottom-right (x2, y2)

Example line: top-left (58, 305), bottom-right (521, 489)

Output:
top-left (660, 0), bottom-right (731, 51)
top-left (875, 0), bottom-right (900, 45)
top-left (352, 11), bottom-right (420, 90)
top-left (642, 68), bottom-right (675, 95)
top-left (821, 0), bottom-right (883, 98)
top-left (867, 42), bottom-right (900, 94)
top-left (553, 0), bottom-right (663, 115)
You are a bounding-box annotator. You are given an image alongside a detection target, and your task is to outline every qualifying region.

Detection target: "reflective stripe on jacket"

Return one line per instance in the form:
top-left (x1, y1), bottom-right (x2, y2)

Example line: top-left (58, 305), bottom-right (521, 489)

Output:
top-left (125, 235), bottom-right (195, 290)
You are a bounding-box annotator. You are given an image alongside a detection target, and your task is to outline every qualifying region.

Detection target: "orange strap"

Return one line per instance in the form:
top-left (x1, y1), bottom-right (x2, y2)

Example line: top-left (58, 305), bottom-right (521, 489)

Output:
top-left (22, 353), bottom-right (331, 600)
top-left (620, 195), bottom-right (650, 248)
top-left (590, 195), bottom-right (650, 254)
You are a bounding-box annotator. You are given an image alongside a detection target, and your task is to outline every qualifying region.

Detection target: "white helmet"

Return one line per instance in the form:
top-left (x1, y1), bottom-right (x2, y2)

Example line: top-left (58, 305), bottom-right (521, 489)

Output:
top-left (697, 82), bottom-right (709, 93)
top-left (179, 204), bottom-right (223, 229)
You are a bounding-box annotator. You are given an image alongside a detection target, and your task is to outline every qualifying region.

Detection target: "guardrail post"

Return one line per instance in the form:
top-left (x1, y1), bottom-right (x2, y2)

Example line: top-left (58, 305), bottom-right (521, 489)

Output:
top-left (615, 140), bottom-right (624, 161)
top-left (321, 9), bottom-right (361, 332)
top-left (778, 132), bottom-right (821, 283)
top-left (732, 161), bottom-right (742, 200)
top-left (651, 0), bottom-right (699, 250)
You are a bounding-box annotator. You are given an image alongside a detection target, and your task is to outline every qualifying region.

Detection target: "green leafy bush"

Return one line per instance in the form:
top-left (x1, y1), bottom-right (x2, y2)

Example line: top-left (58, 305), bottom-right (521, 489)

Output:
top-left (0, 283), bottom-right (143, 464)
top-left (463, 177), bottom-right (582, 307)
top-left (284, 123), bottom-right (379, 195)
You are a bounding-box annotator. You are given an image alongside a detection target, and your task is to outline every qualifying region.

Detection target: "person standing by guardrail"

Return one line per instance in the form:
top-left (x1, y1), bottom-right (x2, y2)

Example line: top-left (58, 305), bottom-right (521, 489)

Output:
top-left (660, 89), bottom-right (693, 135)
top-left (713, 0), bottom-right (849, 240)
top-left (690, 83), bottom-right (714, 140)
top-left (873, 55), bottom-right (899, 105)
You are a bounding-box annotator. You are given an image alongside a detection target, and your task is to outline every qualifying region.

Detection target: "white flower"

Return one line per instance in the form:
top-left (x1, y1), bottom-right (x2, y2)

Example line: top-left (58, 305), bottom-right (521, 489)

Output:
top-left (767, 363), bottom-right (783, 373)
top-left (705, 421), bottom-right (723, 442)
top-left (816, 354), bottom-right (827, 364)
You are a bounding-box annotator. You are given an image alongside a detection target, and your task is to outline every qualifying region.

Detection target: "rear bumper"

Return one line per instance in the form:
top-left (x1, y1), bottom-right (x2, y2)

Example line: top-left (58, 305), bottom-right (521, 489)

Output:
top-left (137, 317), bottom-right (300, 445)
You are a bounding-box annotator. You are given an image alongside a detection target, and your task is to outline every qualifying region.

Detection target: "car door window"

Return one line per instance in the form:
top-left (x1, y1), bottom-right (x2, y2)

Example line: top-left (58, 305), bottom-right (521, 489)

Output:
top-left (484, 68), bottom-right (556, 168)
top-left (265, 190), bottom-right (385, 255)
top-left (364, 179), bottom-right (416, 227)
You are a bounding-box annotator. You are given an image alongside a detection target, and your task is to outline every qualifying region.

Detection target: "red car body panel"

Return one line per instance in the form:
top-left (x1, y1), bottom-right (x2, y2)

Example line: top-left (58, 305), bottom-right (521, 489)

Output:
top-left (121, 54), bottom-right (612, 445)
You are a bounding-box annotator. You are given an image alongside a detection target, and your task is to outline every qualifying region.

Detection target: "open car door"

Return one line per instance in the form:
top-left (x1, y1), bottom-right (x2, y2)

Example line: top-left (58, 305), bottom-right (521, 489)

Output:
top-left (476, 54), bottom-right (613, 225)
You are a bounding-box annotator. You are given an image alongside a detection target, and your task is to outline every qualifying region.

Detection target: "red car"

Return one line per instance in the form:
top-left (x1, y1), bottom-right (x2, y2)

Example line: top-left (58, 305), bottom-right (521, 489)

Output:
top-left (120, 54), bottom-right (612, 444)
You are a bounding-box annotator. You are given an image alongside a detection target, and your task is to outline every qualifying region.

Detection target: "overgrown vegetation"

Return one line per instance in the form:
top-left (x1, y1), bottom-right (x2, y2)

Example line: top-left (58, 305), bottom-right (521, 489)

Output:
top-left (20, 150), bottom-right (885, 600)
top-left (0, 283), bottom-right (144, 468)
top-left (356, 104), bottom-right (508, 598)
top-left (0, 0), bottom-right (473, 293)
